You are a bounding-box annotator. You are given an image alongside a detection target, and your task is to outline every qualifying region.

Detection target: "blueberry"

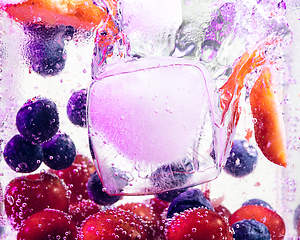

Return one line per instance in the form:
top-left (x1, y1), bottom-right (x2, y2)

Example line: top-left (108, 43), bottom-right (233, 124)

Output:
top-left (24, 24), bottom-right (68, 76)
top-left (167, 188), bottom-right (214, 219)
top-left (294, 205), bottom-right (300, 229)
top-left (41, 133), bottom-right (76, 170)
top-left (232, 219), bottom-right (271, 240)
top-left (3, 134), bottom-right (43, 173)
top-left (155, 188), bottom-right (188, 202)
top-left (150, 158), bottom-right (194, 190)
top-left (87, 171), bottom-right (121, 206)
top-left (67, 89), bottom-right (87, 127)
top-left (16, 97), bottom-right (59, 144)
top-left (242, 199), bottom-right (273, 210)
top-left (223, 140), bottom-right (258, 177)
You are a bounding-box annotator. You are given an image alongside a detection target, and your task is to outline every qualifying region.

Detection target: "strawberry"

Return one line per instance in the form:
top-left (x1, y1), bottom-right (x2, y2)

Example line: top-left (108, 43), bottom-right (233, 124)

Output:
top-left (118, 202), bottom-right (156, 237)
top-left (249, 67), bottom-right (287, 167)
top-left (49, 154), bottom-right (95, 204)
top-left (69, 199), bottom-right (102, 227)
top-left (3, 0), bottom-right (108, 30)
top-left (229, 205), bottom-right (285, 240)
top-left (166, 208), bottom-right (233, 240)
top-left (79, 208), bottom-right (151, 239)
top-left (4, 172), bottom-right (69, 229)
top-left (17, 209), bottom-right (78, 240)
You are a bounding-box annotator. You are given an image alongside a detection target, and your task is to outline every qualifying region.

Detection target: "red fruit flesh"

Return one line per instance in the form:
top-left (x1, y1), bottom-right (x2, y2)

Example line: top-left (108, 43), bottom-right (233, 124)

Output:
top-left (4, 172), bottom-right (69, 229)
top-left (17, 209), bottom-right (78, 240)
top-left (229, 205), bottom-right (285, 240)
top-left (249, 67), bottom-right (287, 167)
top-left (166, 208), bottom-right (233, 240)
top-left (4, 0), bottom-right (108, 30)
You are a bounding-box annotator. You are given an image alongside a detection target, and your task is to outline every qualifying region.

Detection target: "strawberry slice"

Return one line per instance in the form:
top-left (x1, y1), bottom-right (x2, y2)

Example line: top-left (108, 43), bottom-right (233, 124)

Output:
top-left (3, 0), bottom-right (108, 30)
top-left (229, 205), bottom-right (285, 240)
top-left (249, 67), bottom-right (287, 167)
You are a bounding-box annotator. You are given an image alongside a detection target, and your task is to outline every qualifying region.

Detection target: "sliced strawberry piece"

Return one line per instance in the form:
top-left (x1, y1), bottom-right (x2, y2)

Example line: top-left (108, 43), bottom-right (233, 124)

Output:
top-left (249, 67), bottom-right (287, 167)
top-left (4, 0), bottom-right (108, 30)
top-left (166, 208), bottom-right (233, 240)
top-left (229, 205), bottom-right (285, 240)
top-left (17, 209), bottom-right (78, 240)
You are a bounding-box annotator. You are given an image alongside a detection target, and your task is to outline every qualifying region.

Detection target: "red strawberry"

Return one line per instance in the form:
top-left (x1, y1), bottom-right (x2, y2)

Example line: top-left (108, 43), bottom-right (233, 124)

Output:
top-left (17, 209), bottom-right (78, 240)
top-left (166, 208), bottom-right (233, 240)
top-left (79, 208), bottom-right (151, 240)
top-left (147, 197), bottom-right (170, 238)
top-left (118, 202), bottom-right (156, 237)
top-left (69, 199), bottom-right (102, 227)
top-left (4, 172), bottom-right (69, 229)
top-left (229, 205), bottom-right (285, 240)
top-left (49, 154), bottom-right (95, 204)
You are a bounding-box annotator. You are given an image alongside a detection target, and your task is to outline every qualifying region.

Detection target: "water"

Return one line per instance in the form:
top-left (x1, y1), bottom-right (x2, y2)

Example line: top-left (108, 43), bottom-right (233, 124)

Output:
top-left (0, 0), bottom-right (299, 238)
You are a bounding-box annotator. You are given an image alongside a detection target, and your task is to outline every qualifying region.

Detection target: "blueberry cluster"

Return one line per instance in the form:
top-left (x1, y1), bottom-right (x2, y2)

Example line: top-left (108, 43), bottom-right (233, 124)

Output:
top-left (3, 97), bottom-right (76, 173)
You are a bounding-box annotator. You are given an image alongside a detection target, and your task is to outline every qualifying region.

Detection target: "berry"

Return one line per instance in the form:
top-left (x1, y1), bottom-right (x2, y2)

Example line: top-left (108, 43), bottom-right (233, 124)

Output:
top-left (118, 202), bottom-right (156, 237)
top-left (3, 134), bottom-right (43, 173)
top-left (224, 140), bottom-right (258, 177)
top-left (69, 199), bottom-right (102, 227)
top-left (214, 204), bottom-right (231, 220)
top-left (150, 158), bottom-right (194, 190)
top-left (16, 97), bottom-right (59, 144)
top-left (242, 199), bottom-right (273, 210)
top-left (49, 154), bottom-right (95, 204)
top-left (4, 172), bottom-right (69, 229)
top-left (42, 133), bottom-right (76, 170)
top-left (17, 209), bottom-right (78, 240)
top-left (87, 171), bottom-right (121, 206)
top-left (167, 188), bottom-right (214, 219)
top-left (294, 204), bottom-right (300, 230)
top-left (79, 208), bottom-right (151, 239)
top-left (155, 187), bottom-right (188, 202)
top-left (229, 205), bottom-right (285, 240)
top-left (166, 208), bottom-right (233, 240)
top-left (25, 25), bottom-right (67, 76)
top-left (232, 219), bottom-right (271, 240)
top-left (67, 89), bottom-right (88, 127)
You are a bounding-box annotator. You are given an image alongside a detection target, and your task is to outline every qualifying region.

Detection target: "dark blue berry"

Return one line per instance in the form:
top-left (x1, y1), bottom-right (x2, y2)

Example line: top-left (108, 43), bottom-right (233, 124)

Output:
top-left (67, 89), bottom-right (87, 127)
top-left (155, 188), bottom-right (188, 202)
top-left (3, 134), bottom-right (43, 173)
top-left (167, 188), bottom-right (214, 219)
top-left (41, 133), bottom-right (76, 170)
top-left (87, 171), bottom-right (121, 206)
top-left (223, 140), bottom-right (258, 177)
top-left (24, 24), bottom-right (67, 76)
top-left (16, 97), bottom-right (59, 144)
top-left (150, 158), bottom-right (194, 190)
top-left (294, 205), bottom-right (300, 229)
top-left (242, 199), bottom-right (273, 210)
top-left (232, 219), bottom-right (271, 240)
